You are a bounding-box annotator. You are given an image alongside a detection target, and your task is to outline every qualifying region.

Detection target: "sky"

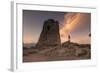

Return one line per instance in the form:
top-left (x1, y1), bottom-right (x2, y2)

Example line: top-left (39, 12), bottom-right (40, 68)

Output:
top-left (23, 10), bottom-right (91, 44)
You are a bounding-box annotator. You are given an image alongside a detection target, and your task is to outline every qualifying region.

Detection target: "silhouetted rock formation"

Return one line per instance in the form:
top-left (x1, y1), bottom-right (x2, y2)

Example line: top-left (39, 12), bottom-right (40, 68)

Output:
top-left (36, 19), bottom-right (61, 49)
top-left (62, 41), bottom-right (90, 49)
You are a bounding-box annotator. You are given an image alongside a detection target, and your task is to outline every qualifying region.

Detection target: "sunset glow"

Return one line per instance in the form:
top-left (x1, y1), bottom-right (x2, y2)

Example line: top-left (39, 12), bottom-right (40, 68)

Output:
top-left (23, 35), bottom-right (33, 44)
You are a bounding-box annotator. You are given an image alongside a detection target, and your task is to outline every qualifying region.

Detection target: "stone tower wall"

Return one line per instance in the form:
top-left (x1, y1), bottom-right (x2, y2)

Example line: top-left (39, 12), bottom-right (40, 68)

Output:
top-left (36, 19), bottom-right (61, 49)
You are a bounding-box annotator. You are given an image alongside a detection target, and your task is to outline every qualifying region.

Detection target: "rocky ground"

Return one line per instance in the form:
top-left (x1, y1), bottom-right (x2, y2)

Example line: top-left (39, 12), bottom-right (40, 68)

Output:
top-left (23, 42), bottom-right (91, 62)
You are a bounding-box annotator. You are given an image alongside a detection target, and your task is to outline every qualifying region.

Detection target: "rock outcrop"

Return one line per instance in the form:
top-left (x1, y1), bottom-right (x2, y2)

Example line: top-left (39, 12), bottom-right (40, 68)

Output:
top-left (36, 19), bottom-right (61, 49)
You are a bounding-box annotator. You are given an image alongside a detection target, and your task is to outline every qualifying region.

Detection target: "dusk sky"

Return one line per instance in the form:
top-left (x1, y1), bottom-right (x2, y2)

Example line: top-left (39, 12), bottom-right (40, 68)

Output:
top-left (23, 10), bottom-right (91, 44)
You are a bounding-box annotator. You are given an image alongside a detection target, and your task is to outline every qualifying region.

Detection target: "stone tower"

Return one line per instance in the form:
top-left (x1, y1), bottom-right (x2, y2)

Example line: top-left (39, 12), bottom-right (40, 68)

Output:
top-left (36, 19), bottom-right (61, 49)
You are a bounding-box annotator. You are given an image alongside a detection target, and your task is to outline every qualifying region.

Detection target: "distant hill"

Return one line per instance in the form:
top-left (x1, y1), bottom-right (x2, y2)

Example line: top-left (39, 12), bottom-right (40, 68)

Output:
top-left (23, 43), bottom-right (36, 48)
top-left (62, 41), bottom-right (90, 49)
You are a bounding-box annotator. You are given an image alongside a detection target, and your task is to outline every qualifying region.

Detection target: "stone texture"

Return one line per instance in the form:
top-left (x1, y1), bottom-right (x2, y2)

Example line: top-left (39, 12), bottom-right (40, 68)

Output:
top-left (36, 19), bottom-right (61, 49)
